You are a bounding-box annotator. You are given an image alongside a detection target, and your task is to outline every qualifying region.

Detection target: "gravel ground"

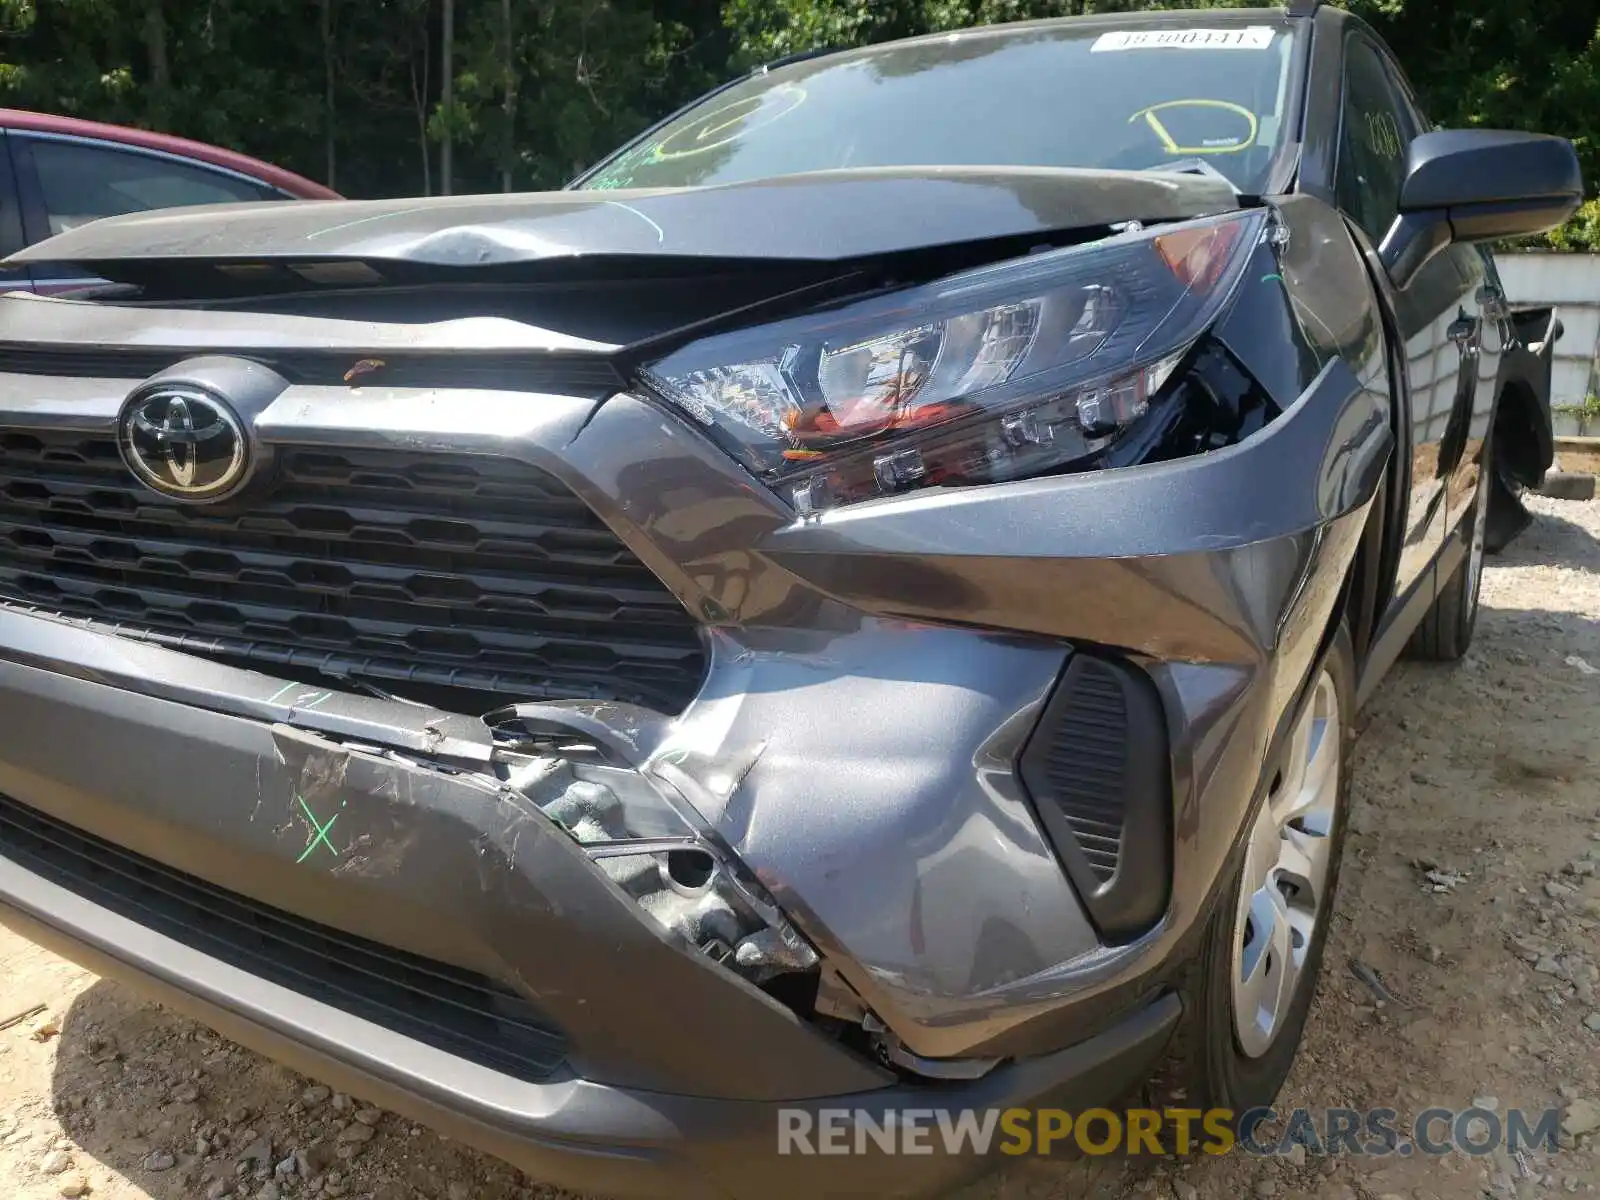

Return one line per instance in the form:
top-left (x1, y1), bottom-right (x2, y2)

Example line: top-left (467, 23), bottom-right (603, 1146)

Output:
top-left (2, 493), bottom-right (1600, 1200)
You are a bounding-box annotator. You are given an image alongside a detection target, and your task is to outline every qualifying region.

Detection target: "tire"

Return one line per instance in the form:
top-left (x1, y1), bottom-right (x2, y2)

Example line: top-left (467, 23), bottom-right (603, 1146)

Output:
top-left (1406, 438), bottom-right (1493, 662)
top-left (1155, 621), bottom-right (1355, 1120)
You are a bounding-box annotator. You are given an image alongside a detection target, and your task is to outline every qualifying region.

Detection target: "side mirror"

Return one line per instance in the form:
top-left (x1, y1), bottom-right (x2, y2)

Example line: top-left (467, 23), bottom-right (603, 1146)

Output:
top-left (1379, 129), bottom-right (1583, 289)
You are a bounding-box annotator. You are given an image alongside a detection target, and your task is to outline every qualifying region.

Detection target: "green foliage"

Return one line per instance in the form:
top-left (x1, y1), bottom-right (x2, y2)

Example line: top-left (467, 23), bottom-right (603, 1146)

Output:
top-left (723, 0), bottom-right (1262, 66)
top-left (1542, 198), bottom-right (1600, 252)
top-left (1336, 0), bottom-right (1600, 248)
top-left (1552, 391), bottom-right (1600, 419)
top-left (0, 0), bottom-right (728, 195)
top-left (0, 0), bottom-right (1590, 254)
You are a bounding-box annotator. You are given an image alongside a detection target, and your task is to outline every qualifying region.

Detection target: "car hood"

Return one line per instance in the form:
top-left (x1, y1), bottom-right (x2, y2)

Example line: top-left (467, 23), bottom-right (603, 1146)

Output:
top-left (7, 166), bottom-right (1240, 270)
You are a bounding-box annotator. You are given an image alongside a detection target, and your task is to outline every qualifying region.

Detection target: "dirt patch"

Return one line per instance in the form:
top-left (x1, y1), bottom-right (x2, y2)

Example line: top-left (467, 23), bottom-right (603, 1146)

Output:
top-left (3, 495), bottom-right (1600, 1200)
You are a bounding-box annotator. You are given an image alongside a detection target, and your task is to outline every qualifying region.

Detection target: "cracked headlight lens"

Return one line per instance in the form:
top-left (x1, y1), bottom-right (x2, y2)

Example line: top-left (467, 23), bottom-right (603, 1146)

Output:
top-left (643, 210), bottom-right (1265, 513)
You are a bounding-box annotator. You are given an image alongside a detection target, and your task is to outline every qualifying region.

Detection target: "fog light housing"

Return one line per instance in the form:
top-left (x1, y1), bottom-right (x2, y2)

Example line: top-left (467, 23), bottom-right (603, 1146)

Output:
top-left (489, 706), bottom-right (819, 983)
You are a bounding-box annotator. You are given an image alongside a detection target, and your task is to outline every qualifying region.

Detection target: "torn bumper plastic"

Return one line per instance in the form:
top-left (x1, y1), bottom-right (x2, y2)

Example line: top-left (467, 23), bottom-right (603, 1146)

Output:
top-left (0, 608), bottom-right (1180, 1198)
top-left (0, 607), bottom-right (880, 1102)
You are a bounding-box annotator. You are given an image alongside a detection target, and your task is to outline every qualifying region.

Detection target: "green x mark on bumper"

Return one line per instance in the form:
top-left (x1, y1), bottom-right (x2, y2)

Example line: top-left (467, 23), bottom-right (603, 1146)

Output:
top-left (296, 795), bottom-right (341, 863)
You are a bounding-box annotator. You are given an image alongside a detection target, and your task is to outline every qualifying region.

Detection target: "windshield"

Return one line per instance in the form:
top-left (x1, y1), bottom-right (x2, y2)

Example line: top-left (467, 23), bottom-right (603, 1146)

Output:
top-left (578, 17), bottom-right (1302, 195)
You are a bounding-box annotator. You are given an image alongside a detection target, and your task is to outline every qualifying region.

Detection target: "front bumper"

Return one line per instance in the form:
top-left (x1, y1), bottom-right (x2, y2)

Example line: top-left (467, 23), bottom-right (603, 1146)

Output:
top-left (0, 620), bottom-right (1180, 1199)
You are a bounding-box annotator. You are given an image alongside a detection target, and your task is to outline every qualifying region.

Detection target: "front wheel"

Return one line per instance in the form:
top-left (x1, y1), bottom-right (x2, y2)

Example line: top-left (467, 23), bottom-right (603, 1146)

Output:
top-left (1158, 621), bottom-right (1355, 1116)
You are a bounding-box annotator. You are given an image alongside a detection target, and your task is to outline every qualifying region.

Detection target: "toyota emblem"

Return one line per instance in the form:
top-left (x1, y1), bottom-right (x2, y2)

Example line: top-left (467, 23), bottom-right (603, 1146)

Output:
top-left (117, 386), bottom-right (249, 501)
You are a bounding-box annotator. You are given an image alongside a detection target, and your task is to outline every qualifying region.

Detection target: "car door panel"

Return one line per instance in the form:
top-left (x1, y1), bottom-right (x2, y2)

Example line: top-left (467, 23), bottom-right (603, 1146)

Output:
top-left (1386, 250), bottom-right (1470, 598)
top-left (1333, 34), bottom-right (1485, 611)
top-left (1441, 245), bottom-right (1504, 534)
top-left (1382, 60), bottom-right (1500, 549)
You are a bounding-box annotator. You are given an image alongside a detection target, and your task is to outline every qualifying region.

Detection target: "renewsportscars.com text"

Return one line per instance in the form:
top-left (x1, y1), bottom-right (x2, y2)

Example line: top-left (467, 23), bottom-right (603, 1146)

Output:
top-left (776, 1106), bottom-right (1561, 1158)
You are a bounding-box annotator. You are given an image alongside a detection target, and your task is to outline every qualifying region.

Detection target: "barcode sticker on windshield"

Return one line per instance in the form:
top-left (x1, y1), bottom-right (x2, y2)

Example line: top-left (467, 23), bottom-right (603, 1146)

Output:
top-left (1091, 27), bottom-right (1275, 52)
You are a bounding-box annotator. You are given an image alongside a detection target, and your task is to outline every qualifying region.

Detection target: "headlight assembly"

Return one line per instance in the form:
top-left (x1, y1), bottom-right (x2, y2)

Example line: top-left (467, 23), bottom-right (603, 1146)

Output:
top-left (642, 209), bottom-right (1268, 513)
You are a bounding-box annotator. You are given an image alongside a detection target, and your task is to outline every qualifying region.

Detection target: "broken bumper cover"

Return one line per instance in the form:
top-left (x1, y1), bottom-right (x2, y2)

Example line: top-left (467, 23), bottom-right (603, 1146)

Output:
top-left (0, 614), bottom-right (1179, 1198)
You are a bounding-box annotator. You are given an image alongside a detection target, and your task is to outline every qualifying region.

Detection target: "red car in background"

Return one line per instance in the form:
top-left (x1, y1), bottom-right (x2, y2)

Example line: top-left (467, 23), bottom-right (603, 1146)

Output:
top-left (0, 108), bottom-right (338, 294)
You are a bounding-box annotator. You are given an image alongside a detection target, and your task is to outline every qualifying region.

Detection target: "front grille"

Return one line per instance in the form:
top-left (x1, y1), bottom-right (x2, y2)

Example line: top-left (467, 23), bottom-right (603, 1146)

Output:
top-left (0, 792), bottom-right (567, 1082)
top-left (0, 431), bottom-right (707, 711)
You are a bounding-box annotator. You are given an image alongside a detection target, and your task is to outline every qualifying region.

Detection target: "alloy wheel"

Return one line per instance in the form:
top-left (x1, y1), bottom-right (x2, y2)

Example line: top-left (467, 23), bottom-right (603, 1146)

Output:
top-left (1231, 668), bottom-right (1341, 1059)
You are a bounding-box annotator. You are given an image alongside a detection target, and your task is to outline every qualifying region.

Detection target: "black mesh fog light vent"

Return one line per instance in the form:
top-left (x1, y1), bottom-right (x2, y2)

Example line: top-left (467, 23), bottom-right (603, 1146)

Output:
top-left (1019, 653), bottom-right (1173, 942)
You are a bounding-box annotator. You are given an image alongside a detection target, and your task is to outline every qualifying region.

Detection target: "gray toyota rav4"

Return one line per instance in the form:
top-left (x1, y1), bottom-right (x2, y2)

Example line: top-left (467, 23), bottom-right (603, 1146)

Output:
top-left (0, 4), bottom-right (1582, 1197)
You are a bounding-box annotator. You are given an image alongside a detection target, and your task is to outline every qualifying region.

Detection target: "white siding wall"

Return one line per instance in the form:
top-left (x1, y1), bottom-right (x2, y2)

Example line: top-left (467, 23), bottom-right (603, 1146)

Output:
top-left (1495, 252), bottom-right (1600, 407)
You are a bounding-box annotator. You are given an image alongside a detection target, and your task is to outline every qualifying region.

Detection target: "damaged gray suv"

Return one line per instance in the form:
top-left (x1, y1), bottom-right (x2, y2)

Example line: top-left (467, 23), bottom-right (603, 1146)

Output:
top-left (0, 4), bottom-right (1582, 1197)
